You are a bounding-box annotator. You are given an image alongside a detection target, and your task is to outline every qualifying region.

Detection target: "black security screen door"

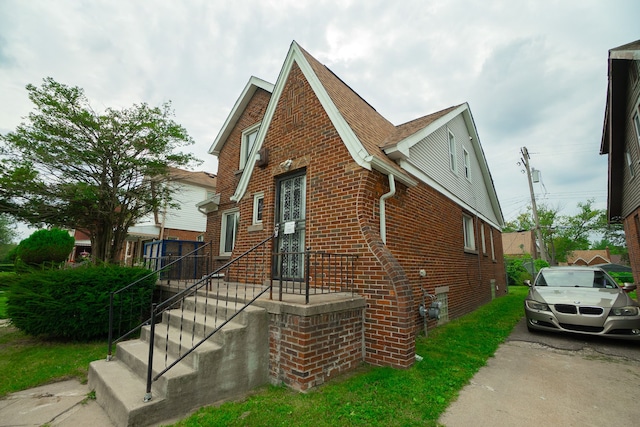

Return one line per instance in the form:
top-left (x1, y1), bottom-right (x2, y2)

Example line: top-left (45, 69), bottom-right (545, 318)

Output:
top-left (274, 171), bottom-right (306, 280)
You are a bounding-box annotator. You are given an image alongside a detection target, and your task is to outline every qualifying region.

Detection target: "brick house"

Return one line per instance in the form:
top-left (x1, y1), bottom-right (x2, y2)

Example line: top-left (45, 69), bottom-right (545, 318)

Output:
top-left (201, 41), bottom-right (506, 371)
top-left (601, 39), bottom-right (640, 282)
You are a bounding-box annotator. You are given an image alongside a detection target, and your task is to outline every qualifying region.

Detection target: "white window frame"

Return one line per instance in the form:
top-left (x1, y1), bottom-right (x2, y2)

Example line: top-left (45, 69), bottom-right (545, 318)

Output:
top-left (626, 152), bottom-right (635, 178)
top-left (463, 147), bottom-right (471, 180)
top-left (448, 129), bottom-right (457, 173)
top-left (463, 214), bottom-right (475, 251)
top-left (240, 122), bottom-right (260, 170)
top-left (220, 209), bottom-right (239, 256)
top-left (490, 228), bottom-right (496, 260)
top-left (480, 222), bottom-right (486, 254)
top-left (252, 192), bottom-right (264, 225)
top-left (633, 107), bottom-right (640, 149)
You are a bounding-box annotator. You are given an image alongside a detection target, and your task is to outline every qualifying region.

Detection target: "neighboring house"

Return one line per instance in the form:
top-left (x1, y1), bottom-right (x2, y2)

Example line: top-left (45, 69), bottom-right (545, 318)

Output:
top-left (600, 39), bottom-right (640, 282)
top-left (502, 230), bottom-right (538, 258)
top-left (125, 168), bottom-right (217, 265)
top-left (201, 41), bottom-right (506, 370)
top-left (69, 229), bottom-right (92, 262)
top-left (565, 249), bottom-right (611, 266)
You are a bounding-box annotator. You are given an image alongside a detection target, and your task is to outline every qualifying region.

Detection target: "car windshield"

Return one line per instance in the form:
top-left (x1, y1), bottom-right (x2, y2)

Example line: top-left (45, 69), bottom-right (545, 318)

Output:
top-left (535, 270), bottom-right (618, 288)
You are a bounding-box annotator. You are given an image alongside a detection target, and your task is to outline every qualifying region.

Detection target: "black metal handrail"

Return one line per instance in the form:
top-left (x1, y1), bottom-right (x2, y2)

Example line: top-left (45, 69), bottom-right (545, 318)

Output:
top-left (107, 241), bottom-right (213, 359)
top-left (143, 229), bottom-right (278, 402)
top-left (274, 249), bottom-right (358, 303)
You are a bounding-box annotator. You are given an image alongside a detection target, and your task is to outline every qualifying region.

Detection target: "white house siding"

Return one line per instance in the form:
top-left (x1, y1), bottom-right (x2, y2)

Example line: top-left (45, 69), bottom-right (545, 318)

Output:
top-left (407, 114), bottom-right (501, 227)
top-left (622, 60), bottom-right (640, 218)
top-left (163, 182), bottom-right (209, 232)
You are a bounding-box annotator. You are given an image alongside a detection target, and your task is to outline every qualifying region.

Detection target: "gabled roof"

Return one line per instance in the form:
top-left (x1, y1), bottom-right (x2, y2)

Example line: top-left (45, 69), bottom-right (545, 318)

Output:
top-left (223, 41), bottom-right (502, 224)
top-left (168, 167), bottom-right (217, 189)
top-left (383, 103), bottom-right (504, 226)
top-left (600, 39), bottom-right (640, 221)
top-left (208, 76), bottom-right (274, 156)
top-left (230, 41), bottom-right (418, 202)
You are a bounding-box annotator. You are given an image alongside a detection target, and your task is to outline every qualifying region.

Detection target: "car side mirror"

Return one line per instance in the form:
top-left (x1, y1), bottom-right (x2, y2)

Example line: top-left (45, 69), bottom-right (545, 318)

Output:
top-left (622, 283), bottom-right (637, 293)
top-left (524, 279), bottom-right (532, 287)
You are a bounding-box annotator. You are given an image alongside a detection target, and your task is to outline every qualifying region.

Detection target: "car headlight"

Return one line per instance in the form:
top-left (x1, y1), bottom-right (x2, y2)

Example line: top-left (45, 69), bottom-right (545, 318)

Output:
top-left (526, 300), bottom-right (550, 311)
top-left (610, 306), bottom-right (640, 316)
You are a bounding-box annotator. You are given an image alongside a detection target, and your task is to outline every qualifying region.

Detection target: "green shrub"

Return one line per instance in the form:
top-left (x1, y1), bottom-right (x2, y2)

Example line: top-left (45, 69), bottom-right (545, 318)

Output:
top-left (17, 228), bottom-right (75, 266)
top-left (7, 265), bottom-right (156, 340)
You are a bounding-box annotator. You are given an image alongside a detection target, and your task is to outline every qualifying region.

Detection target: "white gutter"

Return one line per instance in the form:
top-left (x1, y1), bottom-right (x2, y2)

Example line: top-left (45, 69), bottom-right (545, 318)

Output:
top-left (379, 174), bottom-right (396, 244)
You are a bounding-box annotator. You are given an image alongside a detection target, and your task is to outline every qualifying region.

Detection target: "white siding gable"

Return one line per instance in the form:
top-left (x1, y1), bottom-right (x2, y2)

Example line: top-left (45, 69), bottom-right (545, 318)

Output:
top-left (163, 181), bottom-right (209, 232)
top-left (398, 113), bottom-right (502, 228)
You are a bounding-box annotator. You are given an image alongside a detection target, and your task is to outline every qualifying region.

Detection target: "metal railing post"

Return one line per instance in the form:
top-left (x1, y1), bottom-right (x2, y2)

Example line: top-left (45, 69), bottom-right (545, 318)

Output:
top-left (305, 247), bottom-right (311, 304)
top-left (144, 303), bottom-right (157, 403)
top-left (107, 292), bottom-right (114, 361)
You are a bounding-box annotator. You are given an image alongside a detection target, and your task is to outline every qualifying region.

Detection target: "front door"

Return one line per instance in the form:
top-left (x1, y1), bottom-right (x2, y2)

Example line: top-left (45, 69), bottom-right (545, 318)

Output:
top-left (274, 172), bottom-right (306, 280)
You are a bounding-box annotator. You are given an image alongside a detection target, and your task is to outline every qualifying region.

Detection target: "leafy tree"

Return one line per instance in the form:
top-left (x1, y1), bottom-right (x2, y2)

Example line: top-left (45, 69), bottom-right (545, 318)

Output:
top-left (0, 78), bottom-right (198, 263)
top-left (0, 214), bottom-right (17, 245)
top-left (17, 228), bottom-right (75, 266)
top-left (504, 200), bottom-right (624, 264)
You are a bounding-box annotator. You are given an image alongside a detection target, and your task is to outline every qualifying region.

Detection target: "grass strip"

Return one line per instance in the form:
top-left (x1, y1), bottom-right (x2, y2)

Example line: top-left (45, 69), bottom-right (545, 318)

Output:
top-left (0, 326), bottom-right (105, 398)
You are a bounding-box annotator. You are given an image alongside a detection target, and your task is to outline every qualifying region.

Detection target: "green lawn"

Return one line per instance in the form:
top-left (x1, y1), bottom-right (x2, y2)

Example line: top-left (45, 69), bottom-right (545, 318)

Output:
top-left (0, 286), bottom-right (528, 425)
top-left (172, 287), bottom-right (528, 427)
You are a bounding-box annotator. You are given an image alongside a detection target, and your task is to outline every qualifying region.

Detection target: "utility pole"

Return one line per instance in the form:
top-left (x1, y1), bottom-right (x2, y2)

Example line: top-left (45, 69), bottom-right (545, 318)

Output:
top-left (521, 147), bottom-right (549, 263)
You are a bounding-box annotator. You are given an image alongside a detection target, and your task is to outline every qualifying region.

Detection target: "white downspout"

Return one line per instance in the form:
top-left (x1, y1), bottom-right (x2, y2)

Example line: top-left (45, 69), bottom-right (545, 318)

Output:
top-left (379, 174), bottom-right (396, 244)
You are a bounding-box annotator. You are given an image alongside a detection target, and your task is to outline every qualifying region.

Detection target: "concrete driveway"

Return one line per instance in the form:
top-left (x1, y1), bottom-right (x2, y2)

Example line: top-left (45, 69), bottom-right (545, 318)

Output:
top-left (439, 319), bottom-right (640, 427)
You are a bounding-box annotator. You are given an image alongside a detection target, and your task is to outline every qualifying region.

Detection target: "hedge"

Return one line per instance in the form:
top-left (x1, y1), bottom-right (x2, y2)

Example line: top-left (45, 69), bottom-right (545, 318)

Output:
top-left (7, 265), bottom-right (156, 341)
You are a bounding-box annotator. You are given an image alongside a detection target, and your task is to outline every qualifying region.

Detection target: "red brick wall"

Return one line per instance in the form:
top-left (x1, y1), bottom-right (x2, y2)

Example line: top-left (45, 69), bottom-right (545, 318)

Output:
top-left (207, 62), bottom-right (507, 375)
top-left (269, 308), bottom-right (364, 391)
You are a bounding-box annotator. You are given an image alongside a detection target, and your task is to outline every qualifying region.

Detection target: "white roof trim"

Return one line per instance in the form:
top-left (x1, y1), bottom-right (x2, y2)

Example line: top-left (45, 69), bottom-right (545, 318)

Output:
top-left (231, 41), bottom-right (415, 202)
top-left (208, 76), bottom-right (274, 156)
top-left (384, 104), bottom-right (468, 161)
top-left (384, 103), bottom-right (503, 225)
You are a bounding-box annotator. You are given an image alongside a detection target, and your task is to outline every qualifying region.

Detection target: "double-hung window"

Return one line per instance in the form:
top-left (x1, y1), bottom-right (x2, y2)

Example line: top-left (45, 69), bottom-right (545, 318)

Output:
top-left (240, 123), bottom-right (260, 170)
top-left (448, 129), bottom-right (457, 173)
top-left (463, 214), bottom-right (475, 251)
top-left (633, 106), bottom-right (640, 148)
top-left (253, 192), bottom-right (264, 225)
top-left (220, 209), bottom-right (239, 256)
top-left (463, 148), bottom-right (471, 180)
top-left (626, 152), bottom-right (635, 178)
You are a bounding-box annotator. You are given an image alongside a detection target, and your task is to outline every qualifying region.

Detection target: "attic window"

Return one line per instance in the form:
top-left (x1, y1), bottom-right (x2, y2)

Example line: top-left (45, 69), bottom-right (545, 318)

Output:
top-left (463, 148), bottom-right (471, 180)
top-left (448, 129), bottom-right (457, 173)
top-left (240, 123), bottom-right (260, 170)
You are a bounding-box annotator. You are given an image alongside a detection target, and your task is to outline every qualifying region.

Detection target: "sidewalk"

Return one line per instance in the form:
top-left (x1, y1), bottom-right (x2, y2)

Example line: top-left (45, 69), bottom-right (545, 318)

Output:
top-left (0, 379), bottom-right (115, 427)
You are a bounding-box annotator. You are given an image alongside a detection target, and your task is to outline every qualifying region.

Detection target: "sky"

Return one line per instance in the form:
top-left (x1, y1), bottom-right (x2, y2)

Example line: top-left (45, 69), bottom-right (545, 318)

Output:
top-left (1, 0), bottom-right (639, 240)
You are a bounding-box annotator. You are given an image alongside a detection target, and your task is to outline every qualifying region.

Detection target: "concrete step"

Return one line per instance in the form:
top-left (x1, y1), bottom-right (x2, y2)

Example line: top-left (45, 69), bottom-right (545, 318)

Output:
top-left (88, 358), bottom-right (170, 427)
top-left (89, 292), bottom-right (270, 426)
top-left (115, 338), bottom-right (201, 398)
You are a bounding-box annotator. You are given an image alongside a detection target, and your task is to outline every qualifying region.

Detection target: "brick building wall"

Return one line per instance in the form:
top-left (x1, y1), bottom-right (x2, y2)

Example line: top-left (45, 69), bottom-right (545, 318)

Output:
top-left (268, 305), bottom-right (364, 391)
top-left (206, 62), bottom-right (506, 381)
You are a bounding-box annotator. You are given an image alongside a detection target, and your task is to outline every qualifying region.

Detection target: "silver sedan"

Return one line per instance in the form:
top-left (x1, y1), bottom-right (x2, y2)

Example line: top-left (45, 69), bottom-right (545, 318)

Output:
top-left (524, 266), bottom-right (640, 340)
